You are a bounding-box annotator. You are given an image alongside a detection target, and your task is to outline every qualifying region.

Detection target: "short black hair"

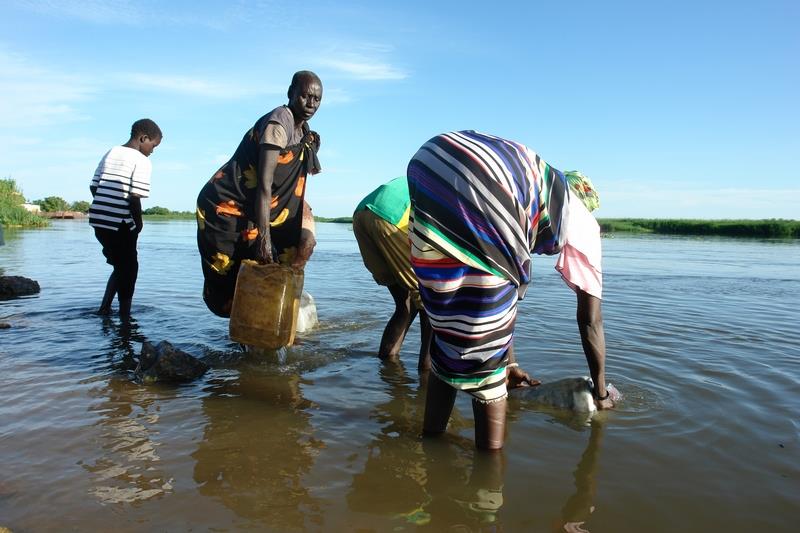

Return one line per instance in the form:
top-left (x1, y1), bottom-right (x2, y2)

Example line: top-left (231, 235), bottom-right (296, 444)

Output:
top-left (288, 70), bottom-right (322, 98)
top-left (131, 118), bottom-right (162, 140)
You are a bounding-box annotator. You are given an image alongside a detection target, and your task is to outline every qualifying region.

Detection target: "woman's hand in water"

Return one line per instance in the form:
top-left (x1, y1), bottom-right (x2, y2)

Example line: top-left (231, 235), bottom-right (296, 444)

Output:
top-left (595, 396), bottom-right (615, 410)
top-left (506, 365), bottom-right (541, 389)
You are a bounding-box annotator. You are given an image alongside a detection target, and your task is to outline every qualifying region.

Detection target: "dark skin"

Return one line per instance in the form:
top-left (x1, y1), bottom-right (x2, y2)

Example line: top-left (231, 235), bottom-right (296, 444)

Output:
top-left (508, 290), bottom-right (613, 410)
top-left (379, 284), bottom-right (433, 372)
top-left (90, 132), bottom-right (161, 315)
top-left (254, 73), bottom-right (323, 265)
top-left (576, 289), bottom-right (614, 410)
top-left (424, 291), bottom-right (611, 450)
top-left (505, 344), bottom-right (541, 388)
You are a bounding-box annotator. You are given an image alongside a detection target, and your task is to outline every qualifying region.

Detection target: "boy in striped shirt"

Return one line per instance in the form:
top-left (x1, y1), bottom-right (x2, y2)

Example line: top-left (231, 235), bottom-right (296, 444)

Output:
top-left (89, 118), bottom-right (162, 320)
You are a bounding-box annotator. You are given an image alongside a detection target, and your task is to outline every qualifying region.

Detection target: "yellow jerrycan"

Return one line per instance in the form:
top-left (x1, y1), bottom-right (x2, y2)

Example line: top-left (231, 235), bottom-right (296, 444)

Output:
top-left (229, 260), bottom-right (304, 349)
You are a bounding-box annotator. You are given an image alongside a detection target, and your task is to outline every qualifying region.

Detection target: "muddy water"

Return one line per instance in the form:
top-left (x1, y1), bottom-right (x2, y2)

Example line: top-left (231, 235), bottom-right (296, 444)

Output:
top-left (1, 221), bottom-right (797, 532)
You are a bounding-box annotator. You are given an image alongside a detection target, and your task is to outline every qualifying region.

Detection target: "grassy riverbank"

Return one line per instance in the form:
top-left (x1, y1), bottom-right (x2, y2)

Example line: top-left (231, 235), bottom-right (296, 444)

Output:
top-left (598, 218), bottom-right (799, 238)
top-left (0, 179), bottom-right (48, 227)
top-left (142, 211), bottom-right (196, 221)
top-left (315, 216), bottom-right (799, 239)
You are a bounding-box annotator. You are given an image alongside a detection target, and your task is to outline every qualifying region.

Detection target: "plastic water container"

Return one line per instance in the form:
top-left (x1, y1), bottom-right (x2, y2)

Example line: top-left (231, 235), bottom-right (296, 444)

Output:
top-left (229, 260), bottom-right (304, 349)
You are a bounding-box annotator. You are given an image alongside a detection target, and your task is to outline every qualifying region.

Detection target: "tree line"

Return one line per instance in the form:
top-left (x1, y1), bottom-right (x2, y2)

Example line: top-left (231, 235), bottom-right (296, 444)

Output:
top-left (0, 178), bottom-right (196, 226)
top-left (3, 178), bottom-right (797, 237)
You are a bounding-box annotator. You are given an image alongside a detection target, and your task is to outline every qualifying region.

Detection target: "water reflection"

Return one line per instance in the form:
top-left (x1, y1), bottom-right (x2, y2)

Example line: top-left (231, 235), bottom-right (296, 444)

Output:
top-left (82, 318), bottom-right (172, 504)
top-left (558, 421), bottom-right (605, 533)
top-left (346, 362), bottom-right (430, 522)
top-left (191, 369), bottom-right (324, 530)
top-left (348, 366), bottom-right (609, 533)
top-left (412, 435), bottom-right (505, 531)
top-left (346, 362), bottom-right (500, 530)
top-left (416, 419), bottom-right (607, 532)
top-left (97, 317), bottom-right (145, 374)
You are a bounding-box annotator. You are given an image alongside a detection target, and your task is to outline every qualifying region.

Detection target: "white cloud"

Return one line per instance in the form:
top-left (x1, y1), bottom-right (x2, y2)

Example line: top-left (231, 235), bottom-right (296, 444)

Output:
top-left (318, 87), bottom-right (353, 106)
top-left (316, 43), bottom-right (408, 81)
top-left (10, 0), bottom-right (265, 29)
top-left (118, 73), bottom-right (282, 99)
top-left (14, 0), bottom-right (144, 24)
top-left (320, 57), bottom-right (408, 81)
top-left (0, 48), bottom-right (96, 126)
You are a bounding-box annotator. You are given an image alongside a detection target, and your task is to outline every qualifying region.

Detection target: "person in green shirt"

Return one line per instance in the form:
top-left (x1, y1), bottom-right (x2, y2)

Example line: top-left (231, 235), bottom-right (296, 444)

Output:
top-left (353, 177), bottom-right (432, 371)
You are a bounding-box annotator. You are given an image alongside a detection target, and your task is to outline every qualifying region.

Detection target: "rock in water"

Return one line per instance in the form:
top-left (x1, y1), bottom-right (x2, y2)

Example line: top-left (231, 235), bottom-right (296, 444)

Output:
top-left (296, 291), bottom-right (318, 334)
top-left (0, 276), bottom-right (40, 300)
top-left (135, 341), bottom-right (208, 383)
top-left (508, 377), bottom-right (621, 414)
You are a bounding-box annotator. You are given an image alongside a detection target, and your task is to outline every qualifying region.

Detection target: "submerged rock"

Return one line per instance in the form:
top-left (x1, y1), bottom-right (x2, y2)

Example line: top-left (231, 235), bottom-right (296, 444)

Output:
top-left (0, 276), bottom-right (40, 300)
top-left (135, 340), bottom-right (208, 384)
top-left (508, 376), bottom-right (621, 414)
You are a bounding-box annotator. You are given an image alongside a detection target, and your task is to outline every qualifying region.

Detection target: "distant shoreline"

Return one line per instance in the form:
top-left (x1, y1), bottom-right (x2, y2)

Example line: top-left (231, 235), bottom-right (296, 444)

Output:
top-left (315, 216), bottom-right (800, 239)
top-left (7, 215), bottom-right (796, 239)
top-left (596, 218), bottom-right (799, 238)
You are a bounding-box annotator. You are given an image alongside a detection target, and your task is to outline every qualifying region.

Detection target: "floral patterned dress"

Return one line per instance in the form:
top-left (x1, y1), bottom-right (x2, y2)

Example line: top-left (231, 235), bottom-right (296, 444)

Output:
top-left (196, 108), bottom-right (321, 317)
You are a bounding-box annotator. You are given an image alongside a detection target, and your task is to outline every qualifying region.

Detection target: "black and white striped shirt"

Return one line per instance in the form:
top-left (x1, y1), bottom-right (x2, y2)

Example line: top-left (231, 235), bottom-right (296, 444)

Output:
top-left (89, 146), bottom-right (151, 231)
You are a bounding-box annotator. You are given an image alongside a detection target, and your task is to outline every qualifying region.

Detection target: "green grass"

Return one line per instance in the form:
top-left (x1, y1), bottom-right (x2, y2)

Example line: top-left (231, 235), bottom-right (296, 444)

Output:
top-left (318, 215), bottom-right (800, 238)
top-left (314, 216), bottom-right (353, 223)
top-left (142, 211), bottom-right (196, 221)
top-left (597, 218), bottom-right (800, 238)
top-left (0, 179), bottom-right (49, 227)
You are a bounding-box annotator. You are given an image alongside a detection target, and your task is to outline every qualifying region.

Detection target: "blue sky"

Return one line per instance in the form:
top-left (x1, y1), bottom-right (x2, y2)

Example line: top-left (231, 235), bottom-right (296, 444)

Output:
top-left (1, 0), bottom-right (798, 218)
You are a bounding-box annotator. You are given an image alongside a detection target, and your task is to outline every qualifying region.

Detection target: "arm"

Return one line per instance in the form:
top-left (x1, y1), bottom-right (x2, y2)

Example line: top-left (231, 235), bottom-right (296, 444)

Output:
top-left (130, 196), bottom-right (143, 234)
top-left (291, 200), bottom-right (317, 269)
top-left (254, 145), bottom-right (280, 263)
top-left (576, 290), bottom-right (614, 409)
top-left (506, 343), bottom-right (541, 388)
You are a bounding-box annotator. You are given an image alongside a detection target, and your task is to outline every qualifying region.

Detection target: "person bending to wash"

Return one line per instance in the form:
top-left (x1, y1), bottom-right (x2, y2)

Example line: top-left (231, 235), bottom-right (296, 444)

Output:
top-left (196, 71), bottom-right (322, 317)
top-left (407, 130), bottom-right (614, 451)
top-left (352, 177), bottom-right (433, 371)
top-left (353, 177), bottom-right (542, 381)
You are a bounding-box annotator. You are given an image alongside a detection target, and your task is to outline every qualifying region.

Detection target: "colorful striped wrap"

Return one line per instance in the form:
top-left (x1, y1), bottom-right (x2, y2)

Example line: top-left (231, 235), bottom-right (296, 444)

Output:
top-left (407, 131), bottom-right (570, 402)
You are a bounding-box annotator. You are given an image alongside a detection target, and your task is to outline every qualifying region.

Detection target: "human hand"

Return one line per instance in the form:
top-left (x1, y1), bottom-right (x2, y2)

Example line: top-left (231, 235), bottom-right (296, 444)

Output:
top-left (506, 365), bottom-right (541, 389)
top-left (594, 395), bottom-right (615, 410)
top-left (255, 233), bottom-right (274, 263)
top-left (291, 230), bottom-right (316, 269)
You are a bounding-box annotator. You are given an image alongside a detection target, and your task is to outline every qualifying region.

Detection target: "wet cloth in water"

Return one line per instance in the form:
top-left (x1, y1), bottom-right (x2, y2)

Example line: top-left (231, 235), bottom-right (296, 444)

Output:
top-left (353, 177), bottom-right (420, 307)
top-left (196, 106), bottom-right (321, 317)
top-left (407, 130), bottom-right (571, 402)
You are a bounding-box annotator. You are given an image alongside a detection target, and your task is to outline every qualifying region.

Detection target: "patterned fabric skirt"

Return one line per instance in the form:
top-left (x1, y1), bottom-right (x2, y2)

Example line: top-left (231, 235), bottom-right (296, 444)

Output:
top-left (196, 186), bottom-right (301, 318)
top-left (411, 239), bottom-right (515, 403)
top-left (407, 130), bottom-right (574, 402)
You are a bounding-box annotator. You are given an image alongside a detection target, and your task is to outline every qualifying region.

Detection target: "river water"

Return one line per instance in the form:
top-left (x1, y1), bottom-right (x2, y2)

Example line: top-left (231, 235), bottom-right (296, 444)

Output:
top-left (1, 220), bottom-right (798, 532)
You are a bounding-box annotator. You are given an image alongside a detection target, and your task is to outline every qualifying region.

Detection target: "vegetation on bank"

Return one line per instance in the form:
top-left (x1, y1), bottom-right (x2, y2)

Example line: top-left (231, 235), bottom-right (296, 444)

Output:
top-left (598, 218), bottom-right (800, 238)
top-left (315, 215), bottom-right (799, 238)
top-left (0, 179), bottom-right (49, 227)
top-left (4, 183), bottom-right (796, 239)
top-left (33, 196), bottom-right (91, 213)
top-left (142, 206), bottom-right (195, 220)
top-left (314, 216), bottom-right (354, 223)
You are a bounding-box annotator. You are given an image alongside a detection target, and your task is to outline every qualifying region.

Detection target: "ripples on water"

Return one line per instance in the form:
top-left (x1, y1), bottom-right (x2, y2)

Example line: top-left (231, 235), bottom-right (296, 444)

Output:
top-left (1, 221), bottom-right (798, 532)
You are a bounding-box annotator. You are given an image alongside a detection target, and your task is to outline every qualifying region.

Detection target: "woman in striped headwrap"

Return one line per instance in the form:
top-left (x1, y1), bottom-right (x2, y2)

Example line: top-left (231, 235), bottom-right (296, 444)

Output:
top-left (407, 130), bottom-right (613, 450)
